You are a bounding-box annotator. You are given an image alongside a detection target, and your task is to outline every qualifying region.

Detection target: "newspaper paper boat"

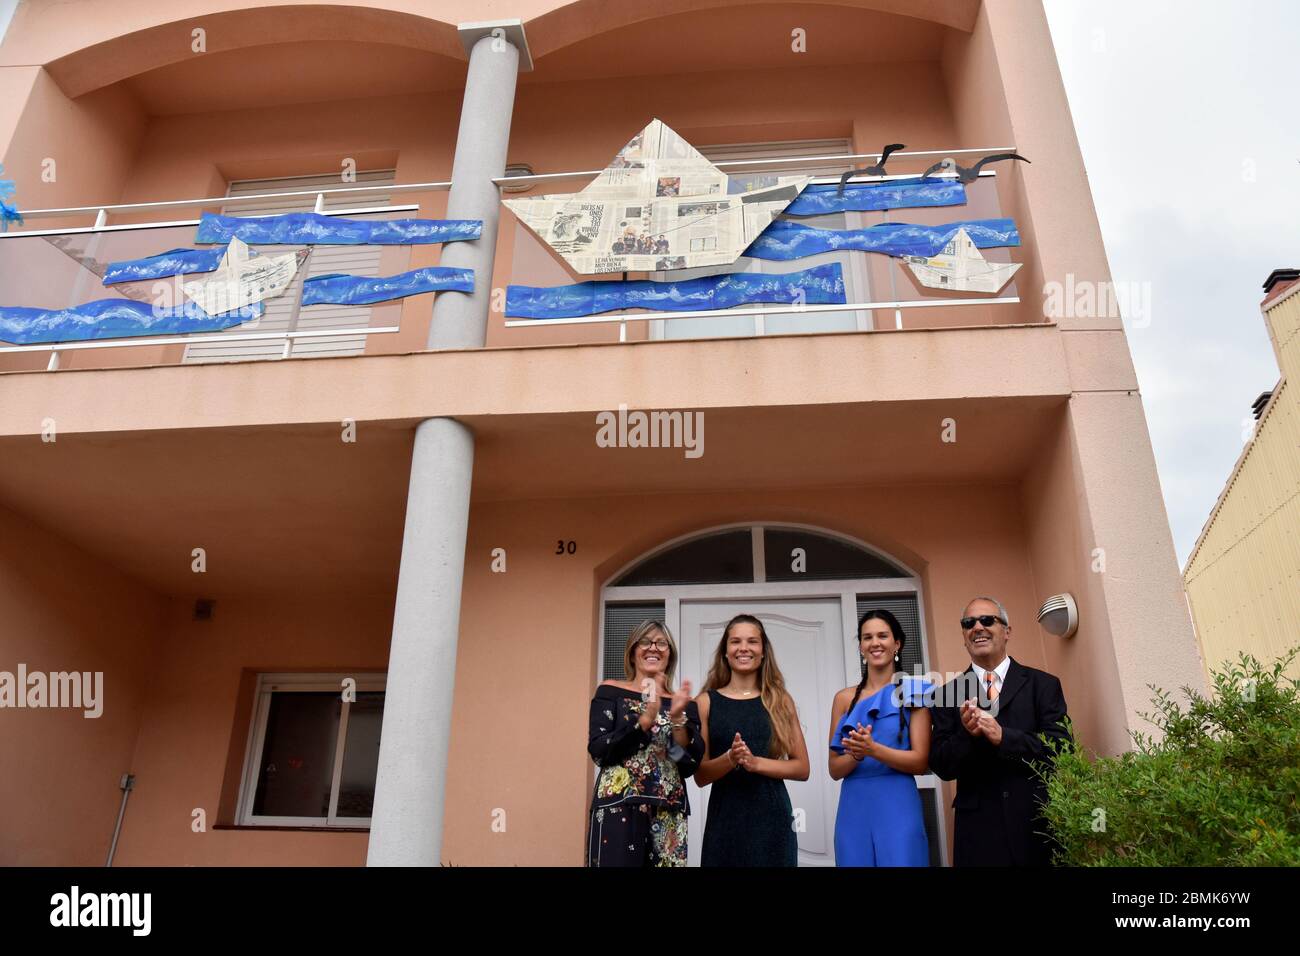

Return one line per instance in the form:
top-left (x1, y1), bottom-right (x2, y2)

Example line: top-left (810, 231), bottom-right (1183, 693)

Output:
top-left (903, 228), bottom-right (1021, 294)
top-left (182, 237), bottom-right (305, 315)
top-left (505, 119), bottom-right (811, 275)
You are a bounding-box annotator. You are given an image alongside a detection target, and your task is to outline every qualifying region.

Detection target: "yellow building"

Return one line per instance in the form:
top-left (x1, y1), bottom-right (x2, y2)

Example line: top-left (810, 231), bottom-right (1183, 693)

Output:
top-left (1185, 269), bottom-right (1300, 680)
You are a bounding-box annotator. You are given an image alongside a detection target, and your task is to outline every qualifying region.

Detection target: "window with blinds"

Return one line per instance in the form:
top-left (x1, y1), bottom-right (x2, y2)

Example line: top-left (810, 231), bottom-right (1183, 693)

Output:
top-left (854, 594), bottom-right (926, 676)
top-left (182, 169), bottom-right (397, 364)
top-left (602, 602), bottom-right (667, 681)
top-left (652, 138), bottom-right (869, 339)
top-left (701, 138), bottom-right (856, 179)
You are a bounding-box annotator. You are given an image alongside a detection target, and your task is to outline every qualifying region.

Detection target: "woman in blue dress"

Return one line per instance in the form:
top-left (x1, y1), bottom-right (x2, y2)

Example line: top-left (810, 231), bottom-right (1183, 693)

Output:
top-left (827, 609), bottom-right (932, 866)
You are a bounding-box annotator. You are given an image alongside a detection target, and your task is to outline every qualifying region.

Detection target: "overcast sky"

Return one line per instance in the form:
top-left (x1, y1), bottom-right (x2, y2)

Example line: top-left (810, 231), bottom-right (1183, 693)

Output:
top-left (1043, 0), bottom-right (1300, 569)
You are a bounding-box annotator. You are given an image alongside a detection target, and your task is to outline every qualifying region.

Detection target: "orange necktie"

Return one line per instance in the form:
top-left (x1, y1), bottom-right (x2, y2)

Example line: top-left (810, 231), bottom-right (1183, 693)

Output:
top-left (985, 671), bottom-right (999, 702)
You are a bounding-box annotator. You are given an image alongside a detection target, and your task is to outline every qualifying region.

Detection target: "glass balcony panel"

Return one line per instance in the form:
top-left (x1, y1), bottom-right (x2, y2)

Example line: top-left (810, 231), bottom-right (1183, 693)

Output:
top-left (498, 147), bottom-right (1027, 344)
top-left (0, 210), bottom-right (416, 363)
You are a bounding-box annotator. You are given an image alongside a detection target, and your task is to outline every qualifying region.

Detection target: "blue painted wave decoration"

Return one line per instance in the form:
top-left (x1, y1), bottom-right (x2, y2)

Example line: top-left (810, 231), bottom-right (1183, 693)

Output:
top-left (0, 165), bottom-right (22, 231)
top-left (784, 177), bottom-right (966, 215)
top-left (506, 263), bottom-right (845, 319)
top-left (745, 218), bottom-right (1020, 261)
top-left (103, 245), bottom-right (230, 284)
top-left (0, 298), bottom-right (264, 345)
top-left (303, 267), bottom-right (475, 306)
top-left (196, 212), bottom-right (482, 245)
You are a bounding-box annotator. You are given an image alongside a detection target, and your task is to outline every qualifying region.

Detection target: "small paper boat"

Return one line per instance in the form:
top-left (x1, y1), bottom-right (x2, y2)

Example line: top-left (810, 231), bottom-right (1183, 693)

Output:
top-left (903, 228), bottom-right (1021, 293)
top-left (505, 119), bottom-right (810, 275)
top-left (182, 237), bottom-right (306, 314)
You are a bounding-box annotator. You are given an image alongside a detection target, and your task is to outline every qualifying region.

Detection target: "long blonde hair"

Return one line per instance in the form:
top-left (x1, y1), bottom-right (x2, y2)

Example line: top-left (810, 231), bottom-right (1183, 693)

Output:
top-left (702, 614), bottom-right (798, 759)
top-left (623, 620), bottom-right (678, 692)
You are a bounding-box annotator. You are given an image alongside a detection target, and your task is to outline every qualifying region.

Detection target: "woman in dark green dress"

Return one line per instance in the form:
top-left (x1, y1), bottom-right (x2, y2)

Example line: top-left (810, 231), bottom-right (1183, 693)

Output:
top-left (695, 614), bottom-right (810, 866)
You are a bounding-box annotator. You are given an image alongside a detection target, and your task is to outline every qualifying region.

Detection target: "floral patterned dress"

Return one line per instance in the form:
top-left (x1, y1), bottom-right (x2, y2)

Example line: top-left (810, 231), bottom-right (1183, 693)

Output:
top-left (586, 683), bottom-right (705, 867)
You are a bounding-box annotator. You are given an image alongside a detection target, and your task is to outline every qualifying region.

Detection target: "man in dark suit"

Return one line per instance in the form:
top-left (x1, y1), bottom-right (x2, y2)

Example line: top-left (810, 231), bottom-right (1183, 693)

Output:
top-left (929, 597), bottom-right (1069, 866)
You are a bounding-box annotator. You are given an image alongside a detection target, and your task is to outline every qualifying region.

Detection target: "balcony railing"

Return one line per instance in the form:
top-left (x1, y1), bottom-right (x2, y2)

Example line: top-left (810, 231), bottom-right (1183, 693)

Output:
top-left (499, 145), bottom-right (1025, 343)
top-left (0, 145), bottom-right (1031, 372)
top-left (0, 183), bottom-right (449, 369)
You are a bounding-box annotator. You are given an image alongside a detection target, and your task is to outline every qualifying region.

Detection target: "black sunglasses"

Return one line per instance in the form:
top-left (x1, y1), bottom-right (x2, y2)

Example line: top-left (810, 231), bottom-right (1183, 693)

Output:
top-left (961, 614), bottom-right (1006, 629)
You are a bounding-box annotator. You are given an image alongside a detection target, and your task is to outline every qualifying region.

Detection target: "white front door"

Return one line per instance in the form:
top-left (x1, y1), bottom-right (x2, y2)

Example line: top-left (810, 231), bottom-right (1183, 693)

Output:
top-left (678, 598), bottom-right (845, 867)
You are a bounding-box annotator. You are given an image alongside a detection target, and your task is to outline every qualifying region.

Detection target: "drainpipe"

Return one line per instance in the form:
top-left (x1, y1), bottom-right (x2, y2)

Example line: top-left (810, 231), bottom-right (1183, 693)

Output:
top-left (105, 773), bottom-right (135, 866)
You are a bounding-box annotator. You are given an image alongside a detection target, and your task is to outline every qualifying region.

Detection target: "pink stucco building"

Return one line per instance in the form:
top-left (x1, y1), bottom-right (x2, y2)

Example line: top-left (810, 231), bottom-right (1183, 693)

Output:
top-left (0, 0), bottom-right (1204, 866)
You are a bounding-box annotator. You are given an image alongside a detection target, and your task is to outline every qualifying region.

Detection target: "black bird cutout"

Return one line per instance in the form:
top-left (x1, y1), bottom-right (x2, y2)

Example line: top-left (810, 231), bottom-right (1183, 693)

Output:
top-left (837, 143), bottom-right (906, 192)
top-left (921, 152), bottom-right (1031, 183)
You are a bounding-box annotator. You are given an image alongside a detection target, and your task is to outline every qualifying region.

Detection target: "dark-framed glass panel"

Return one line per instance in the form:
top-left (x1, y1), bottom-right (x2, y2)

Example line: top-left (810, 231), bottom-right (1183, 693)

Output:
top-left (853, 594), bottom-right (925, 675)
top-left (766, 528), bottom-right (907, 581)
top-left (611, 530), bottom-right (753, 586)
top-left (602, 602), bottom-right (667, 680)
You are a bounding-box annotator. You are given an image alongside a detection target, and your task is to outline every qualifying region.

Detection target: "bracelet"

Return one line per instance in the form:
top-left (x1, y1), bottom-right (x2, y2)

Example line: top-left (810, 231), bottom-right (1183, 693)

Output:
top-left (669, 716), bottom-right (687, 729)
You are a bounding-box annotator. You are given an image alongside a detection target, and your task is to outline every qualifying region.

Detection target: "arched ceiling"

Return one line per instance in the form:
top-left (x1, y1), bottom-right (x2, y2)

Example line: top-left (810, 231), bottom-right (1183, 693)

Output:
top-left (33, 0), bottom-right (977, 104)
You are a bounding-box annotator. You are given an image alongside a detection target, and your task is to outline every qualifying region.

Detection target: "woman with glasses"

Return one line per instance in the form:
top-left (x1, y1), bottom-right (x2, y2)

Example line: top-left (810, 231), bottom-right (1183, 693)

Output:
top-left (827, 609), bottom-right (932, 866)
top-left (695, 613), bottom-right (809, 866)
top-left (587, 620), bottom-right (704, 866)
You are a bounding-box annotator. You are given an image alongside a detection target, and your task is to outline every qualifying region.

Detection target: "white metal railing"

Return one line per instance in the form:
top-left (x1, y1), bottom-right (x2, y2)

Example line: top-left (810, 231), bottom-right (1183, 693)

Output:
top-left (491, 146), bottom-right (1017, 188)
top-left (11, 181), bottom-right (451, 224)
top-left (505, 297), bottom-right (1023, 341)
top-left (4, 145), bottom-right (1012, 218)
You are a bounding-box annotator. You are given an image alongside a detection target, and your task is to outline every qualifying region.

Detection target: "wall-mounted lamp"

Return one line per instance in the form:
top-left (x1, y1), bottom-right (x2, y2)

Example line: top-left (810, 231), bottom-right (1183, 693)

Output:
top-left (1037, 593), bottom-right (1078, 638)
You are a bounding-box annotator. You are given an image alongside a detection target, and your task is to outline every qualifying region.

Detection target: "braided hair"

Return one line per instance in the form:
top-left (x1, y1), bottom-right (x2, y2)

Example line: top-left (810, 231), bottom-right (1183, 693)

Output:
top-left (845, 609), bottom-right (909, 745)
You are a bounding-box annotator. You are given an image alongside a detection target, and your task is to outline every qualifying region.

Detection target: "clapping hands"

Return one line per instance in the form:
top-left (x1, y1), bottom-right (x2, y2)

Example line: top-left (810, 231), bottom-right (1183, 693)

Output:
top-left (728, 732), bottom-right (756, 771)
top-left (638, 679), bottom-right (661, 732)
top-left (960, 699), bottom-right (1002, 745)
top-left (669, 680), bottom-right (693, 723)
top-left (840, 722), bottom-right (874, 761)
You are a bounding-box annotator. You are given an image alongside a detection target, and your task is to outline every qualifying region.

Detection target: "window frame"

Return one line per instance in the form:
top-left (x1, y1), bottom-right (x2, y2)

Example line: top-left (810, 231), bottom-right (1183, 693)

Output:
top-left (235, 671), bottom-right (387, 829)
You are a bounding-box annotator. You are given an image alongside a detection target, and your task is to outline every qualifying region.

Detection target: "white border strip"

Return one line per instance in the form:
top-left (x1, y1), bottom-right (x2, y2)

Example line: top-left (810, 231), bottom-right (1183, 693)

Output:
top-left (505, 296), bottom-right (1021, 328)
top-left (0, 325), bottom-right (399, 354)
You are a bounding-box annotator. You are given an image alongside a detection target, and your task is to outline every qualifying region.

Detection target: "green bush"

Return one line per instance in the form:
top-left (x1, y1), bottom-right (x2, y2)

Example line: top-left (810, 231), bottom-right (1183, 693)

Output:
top-left (1039, 648), bottom-right (1300, 866)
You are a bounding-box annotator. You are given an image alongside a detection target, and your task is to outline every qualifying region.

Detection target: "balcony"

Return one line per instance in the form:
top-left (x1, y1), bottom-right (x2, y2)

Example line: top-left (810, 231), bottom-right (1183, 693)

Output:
top-left (0, 0), bottom-right (1080, 379)
top-left (0, 143), bottom-right (1039, 374)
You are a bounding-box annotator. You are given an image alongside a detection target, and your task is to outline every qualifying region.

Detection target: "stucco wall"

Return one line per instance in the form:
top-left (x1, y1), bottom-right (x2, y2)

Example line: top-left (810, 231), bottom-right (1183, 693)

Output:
top-left (0, 500), bottom-right (166, 865)
top-left (103, 479), bottom-right (1051, 866)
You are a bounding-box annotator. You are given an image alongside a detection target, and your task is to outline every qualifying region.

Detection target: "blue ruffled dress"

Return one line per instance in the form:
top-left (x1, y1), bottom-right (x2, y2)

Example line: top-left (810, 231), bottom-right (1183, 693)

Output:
top-left (830, 677), bottom-right (932, 866)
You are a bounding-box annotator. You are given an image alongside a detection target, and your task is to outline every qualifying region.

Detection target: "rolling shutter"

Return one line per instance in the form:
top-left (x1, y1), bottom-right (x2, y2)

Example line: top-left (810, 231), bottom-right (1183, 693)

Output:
top-left (183, 169), bottom-right (396, 363)
top-left (698, 138), bottom-right (853, 178)
top-left (602, 602), bottom-right (667, 681)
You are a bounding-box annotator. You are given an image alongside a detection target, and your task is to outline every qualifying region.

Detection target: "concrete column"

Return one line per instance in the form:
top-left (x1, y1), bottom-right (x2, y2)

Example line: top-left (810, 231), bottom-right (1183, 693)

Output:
top-left (366, 417), bottom-right (473, 865)
top-left (367, 24), bottom-right (523, 866)
top-left (429, 31), bottom-right (521, 349)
